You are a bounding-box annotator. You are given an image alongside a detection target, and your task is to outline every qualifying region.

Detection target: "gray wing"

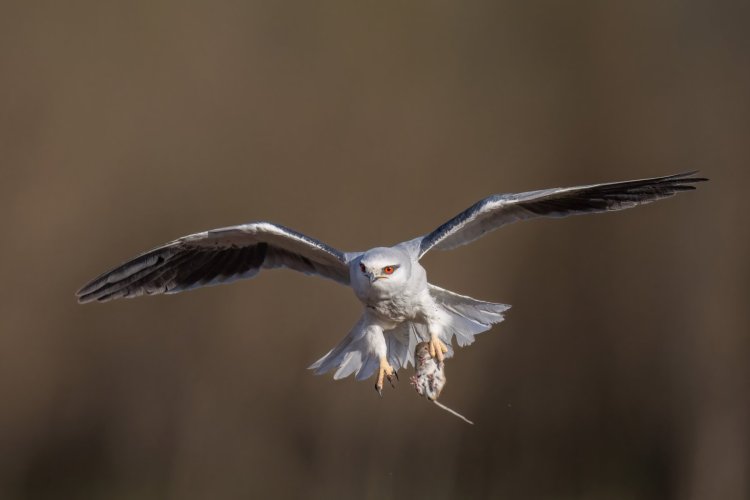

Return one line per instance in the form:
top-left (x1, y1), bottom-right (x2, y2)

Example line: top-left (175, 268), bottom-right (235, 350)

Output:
top-left (417, 171), bottom-right (707, 258)
top-left (77, 222), bottom-right (350, 303)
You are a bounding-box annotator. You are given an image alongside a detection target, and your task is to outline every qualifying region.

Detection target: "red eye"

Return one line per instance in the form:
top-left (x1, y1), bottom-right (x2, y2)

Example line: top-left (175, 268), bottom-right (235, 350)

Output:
top-left (383, 266), bottom-right (395, 275)
top-left (359, 263), bottom-right (366, 273)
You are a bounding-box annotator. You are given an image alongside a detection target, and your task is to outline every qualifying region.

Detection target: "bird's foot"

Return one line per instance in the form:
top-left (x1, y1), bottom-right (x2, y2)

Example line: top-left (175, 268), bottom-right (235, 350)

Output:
top-left (374, 359), bottom-right (398, 396)
top-left (429, 336), bottom-right (449, 364)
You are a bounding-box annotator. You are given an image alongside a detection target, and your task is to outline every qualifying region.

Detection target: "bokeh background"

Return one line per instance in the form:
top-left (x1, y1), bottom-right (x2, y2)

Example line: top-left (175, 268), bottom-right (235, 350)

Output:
top-left (1, 1), bottom-right (747, 499)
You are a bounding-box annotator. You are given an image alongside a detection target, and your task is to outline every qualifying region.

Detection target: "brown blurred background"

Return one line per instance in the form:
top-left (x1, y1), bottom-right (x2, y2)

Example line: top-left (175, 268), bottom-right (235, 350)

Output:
top-left (1, 1), bottom-right (747, 499)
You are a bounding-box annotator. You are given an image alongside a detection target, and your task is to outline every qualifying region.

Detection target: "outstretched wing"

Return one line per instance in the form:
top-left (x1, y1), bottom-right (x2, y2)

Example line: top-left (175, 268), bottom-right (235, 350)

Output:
top-left (417, 171), bottom-right (707, 258)
top-left (76, 222), bottom-right (350, 303)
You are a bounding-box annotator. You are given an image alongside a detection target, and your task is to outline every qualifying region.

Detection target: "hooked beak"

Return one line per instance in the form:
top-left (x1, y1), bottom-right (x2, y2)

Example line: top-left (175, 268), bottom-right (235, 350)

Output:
top-left (366, 272), bottom-right (385, 283)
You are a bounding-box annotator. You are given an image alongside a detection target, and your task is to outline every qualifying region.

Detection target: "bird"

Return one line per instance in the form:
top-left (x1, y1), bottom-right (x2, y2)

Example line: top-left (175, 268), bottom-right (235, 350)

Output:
top-left (76, 171), bottom-right (706, 395)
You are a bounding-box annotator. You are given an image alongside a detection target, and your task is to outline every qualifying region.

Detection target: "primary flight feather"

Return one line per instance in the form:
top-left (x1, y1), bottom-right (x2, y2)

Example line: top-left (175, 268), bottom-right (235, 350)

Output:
top-left (77, 172), bottom-right (706, 394)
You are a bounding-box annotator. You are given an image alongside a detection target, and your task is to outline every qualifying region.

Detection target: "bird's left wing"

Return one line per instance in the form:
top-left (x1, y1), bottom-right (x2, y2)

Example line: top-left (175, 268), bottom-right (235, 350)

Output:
top-left (76, 222), bottom-right (350, 303)
top-left (416, 171), bottom-right (707, 258)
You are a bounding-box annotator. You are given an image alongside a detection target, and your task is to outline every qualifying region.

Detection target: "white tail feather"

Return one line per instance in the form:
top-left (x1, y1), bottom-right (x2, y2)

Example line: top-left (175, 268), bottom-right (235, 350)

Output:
top-left (309, 286), bottom-right (510, 381)
top-left (429, 284), bottom-right (510, 349)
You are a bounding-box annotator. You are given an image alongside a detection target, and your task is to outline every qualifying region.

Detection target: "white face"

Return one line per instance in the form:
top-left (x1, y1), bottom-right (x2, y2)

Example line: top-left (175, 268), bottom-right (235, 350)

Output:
top-left (354, 247), bottom-right (410, 291)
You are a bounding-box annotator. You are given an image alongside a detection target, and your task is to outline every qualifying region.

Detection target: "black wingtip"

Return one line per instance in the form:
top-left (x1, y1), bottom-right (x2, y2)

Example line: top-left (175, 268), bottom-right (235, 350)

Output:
top-left (669, 170), bottom-right (709, 183)
top-left (75, 281), bottom-right (100, 304)
top-left (75, 290), bottom-right (94, 304)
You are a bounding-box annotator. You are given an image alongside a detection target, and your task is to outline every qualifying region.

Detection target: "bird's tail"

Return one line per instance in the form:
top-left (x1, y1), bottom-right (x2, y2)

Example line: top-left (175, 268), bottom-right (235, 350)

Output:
top-left (428, 284), bottom-right (511, 351)
top-left (308, 286), bottom-right (510, 381)
top-left (308, 318), bottom-right (385, 381)
top-left (309, 316), bottom-right (417, 380)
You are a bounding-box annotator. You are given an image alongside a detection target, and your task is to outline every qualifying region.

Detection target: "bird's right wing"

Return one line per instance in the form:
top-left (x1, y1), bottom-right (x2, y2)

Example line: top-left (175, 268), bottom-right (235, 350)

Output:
top-left (416, 171), bottom-right (707, 259)
top-left (77, 222), bottom-right (351, 303)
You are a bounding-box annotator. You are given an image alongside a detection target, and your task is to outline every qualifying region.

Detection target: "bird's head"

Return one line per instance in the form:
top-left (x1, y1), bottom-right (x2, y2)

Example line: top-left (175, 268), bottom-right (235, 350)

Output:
top-left (354, 247), bottom-right (411, 291)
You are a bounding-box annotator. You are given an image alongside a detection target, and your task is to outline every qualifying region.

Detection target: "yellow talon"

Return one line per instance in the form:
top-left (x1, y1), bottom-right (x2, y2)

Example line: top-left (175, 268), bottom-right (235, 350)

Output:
top-left (429, 337), bottom-right (448, 363)
top-left (375, 358), bottom-right (396, 396)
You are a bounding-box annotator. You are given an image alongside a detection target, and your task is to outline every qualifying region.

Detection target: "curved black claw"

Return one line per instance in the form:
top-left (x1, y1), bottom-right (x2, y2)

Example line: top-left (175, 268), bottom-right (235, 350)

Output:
top-left (387, 372), bottom-right (398, 389)
top-left (375, 383), bottom-right (383, 397)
